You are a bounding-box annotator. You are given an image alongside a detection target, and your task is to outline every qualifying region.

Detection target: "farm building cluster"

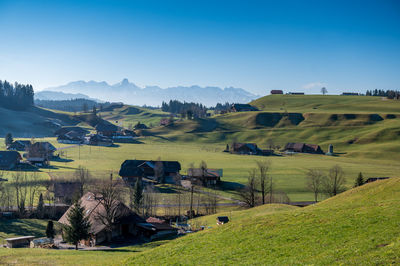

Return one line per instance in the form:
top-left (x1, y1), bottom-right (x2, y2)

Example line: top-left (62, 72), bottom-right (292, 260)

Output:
top-left (119, 159), bottom-right (222, 188)
top-left (225, 142), bottom-right (332, 156)
top-left (55, 124), bottom-right (138, 146)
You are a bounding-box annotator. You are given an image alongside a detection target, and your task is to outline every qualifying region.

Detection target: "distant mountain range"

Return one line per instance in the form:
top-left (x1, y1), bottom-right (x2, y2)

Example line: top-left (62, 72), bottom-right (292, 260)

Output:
top-left (38, 79), bottom-right (259, 106)
top-left (35, 90), bottom-right (100, 102)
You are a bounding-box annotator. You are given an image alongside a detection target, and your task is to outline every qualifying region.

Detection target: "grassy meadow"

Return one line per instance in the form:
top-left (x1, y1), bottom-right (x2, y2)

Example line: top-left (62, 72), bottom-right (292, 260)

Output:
top-left (126, 178), bottom-right (400, 265)
top-left (1, 178), bottom-right (399, 265)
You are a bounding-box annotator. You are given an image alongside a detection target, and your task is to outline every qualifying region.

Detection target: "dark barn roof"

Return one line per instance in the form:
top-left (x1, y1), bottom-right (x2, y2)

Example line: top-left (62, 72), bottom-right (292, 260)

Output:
top-left (0, 151), bottom-right (22, 169)
top-left (119, 160), bottom-right (145, 177)
top-left (284, 143), bottom-right (324, 154)
top-left (119, 160), bottom-right (181, 177)
top-left (7, 140), bottom-right (31, 151)
top-left (232, 143), bottom-right (260, 154)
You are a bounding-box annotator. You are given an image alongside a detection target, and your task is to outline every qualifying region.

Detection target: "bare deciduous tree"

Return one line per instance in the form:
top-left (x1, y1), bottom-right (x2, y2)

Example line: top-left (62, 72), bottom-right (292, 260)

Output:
top-left (75, 165), bottom-right (91, 197)
top-left (256, 160), bottom-right (271, 205)
top-left (306, 168), bottom-right (324, 202)
top-left (154, 158), bottom-right (164, 183)
top-left (199, 160), bottom-right (208, 187)
top-left (323, 165), bottom-right (346, 197)
top-left (238, 169), bottom-right (258, 207)
top-left (95, 175), bottom-right (123, 242)
top-left (28, 173), bottom-right (40, 211)
top-left (12, 172), bottom-right (28, 216)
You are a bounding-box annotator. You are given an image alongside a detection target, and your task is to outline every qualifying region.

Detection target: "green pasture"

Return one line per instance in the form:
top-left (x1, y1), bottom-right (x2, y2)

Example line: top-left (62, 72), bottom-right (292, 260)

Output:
top-left (126, 178), bottom-right (400, 265)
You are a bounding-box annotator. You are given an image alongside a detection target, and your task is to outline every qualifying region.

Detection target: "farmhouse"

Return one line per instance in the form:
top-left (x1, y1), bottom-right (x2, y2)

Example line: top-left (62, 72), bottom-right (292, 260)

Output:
top-left (187, 168), bottom-right (222, 187)
top-left (57, 130), bottom-right (85, 144)
top-left (6, 140), bottom-right (31, 151)
top-left (0, 151), bottom-right (22, 170)
top-left (119, 160), bottom-right (181, 183)
top-left (87, 134), bottom-right (113, 147)
top-left (95, 123), bottom-right (119, 137)
top-left (230, 104), bottom-right (258, 112)
top-left (231, 142), bottom-right (262, 155)
top-left (271, 90), bottom-right (283, 94)
top-left (59, 192), bottom-right (150, 245)
top-left (284, 143), bottom-right (324, 154)
top-left (26, 142), bottom-right (57, 166)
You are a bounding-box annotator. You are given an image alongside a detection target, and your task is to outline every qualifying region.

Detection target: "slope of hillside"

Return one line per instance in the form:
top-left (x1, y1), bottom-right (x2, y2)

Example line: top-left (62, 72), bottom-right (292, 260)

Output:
top-left (99, 105), bottom-right (169, 127)
top-left (127, 178), bottom-right (400, 265)
top-left (0, 106), bottom-right (80, 137)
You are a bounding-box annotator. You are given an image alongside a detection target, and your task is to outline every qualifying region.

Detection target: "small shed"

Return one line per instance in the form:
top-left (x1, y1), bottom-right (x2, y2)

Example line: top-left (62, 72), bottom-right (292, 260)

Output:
top-left (217, 216), bottom-right (229, 225)
top-left (5, 236), bottom-right (35, 248)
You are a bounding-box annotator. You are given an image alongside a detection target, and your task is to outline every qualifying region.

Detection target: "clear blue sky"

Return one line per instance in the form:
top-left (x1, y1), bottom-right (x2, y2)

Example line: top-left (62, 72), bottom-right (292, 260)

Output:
top-left (0, 0), bottom-right (399, 94)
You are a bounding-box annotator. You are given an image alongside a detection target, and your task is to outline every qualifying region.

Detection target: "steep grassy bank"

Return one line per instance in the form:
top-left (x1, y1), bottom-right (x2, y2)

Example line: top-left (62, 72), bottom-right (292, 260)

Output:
top-left (126, 178), bottom-right (400, 265)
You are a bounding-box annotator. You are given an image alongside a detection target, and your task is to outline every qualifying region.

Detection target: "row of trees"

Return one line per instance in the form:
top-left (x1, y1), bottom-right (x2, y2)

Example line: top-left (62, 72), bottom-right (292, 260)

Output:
top-left (239, 163), bottom-right (350, 208)
top-left (0, 80), bottom-right (34, 110)
top-left (238, 161), bottom-right (277, 207)
top-left (305, 165), bottom-right (346, 202)
top-left (161, 100), bottom-right (208, 119)
top-left (365, 89), bottom-right (400, 99)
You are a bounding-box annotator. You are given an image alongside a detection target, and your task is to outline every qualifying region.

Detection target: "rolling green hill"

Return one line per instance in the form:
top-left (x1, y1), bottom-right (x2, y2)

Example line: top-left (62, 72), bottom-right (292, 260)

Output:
top-left (251, 94), bottom-right (400, 114)
top-left (1, 178), bottom-right (398, 265)
top-left (98, 105), bottom-right (169, 128)
top-left (0, 106), bottom-right (80, 137)
top-left (126, 178), bottom-right (400, 265)
top-left (141, 95), bottom-right (400, 161)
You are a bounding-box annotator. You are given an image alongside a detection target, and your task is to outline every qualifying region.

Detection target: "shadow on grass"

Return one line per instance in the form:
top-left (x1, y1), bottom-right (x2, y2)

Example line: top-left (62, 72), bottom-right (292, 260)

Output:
top-left (51, 158), bottom-right (74, 163)
top-left (218, 181), bottom-right (245, 191)
top-left (0, 219), bottom-right (46, 239)
top-left (154, 186), bottom-right (179, 194)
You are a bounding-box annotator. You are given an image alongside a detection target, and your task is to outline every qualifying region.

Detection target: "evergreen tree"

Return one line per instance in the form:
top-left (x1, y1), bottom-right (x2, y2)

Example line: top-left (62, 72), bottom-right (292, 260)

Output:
top-left (82, 102), bottom-right (88, 113)
top-left (92, 105), bottom-right (97, 115)
top-left (5, 133), bottom-right (13, 147)
top-left (46, 220), bottom-right (55, 239)
top-left (354, 172), bottom-right (365, 187)
top-left (132, 178), bottom-right (143, 214)
top-left (64, 199), bottom-right (91, 250)
top-left (37, 193), bottom-right (44, 218)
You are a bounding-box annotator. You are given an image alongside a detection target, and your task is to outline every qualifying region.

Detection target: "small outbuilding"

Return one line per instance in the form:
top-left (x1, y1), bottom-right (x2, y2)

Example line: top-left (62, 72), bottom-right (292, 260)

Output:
top-left (187, 168), bottom-right (222, 187)
top-left (5, 236), bottom-right (35, 248)
top-left (217, 216), bottom-right (229, 225)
